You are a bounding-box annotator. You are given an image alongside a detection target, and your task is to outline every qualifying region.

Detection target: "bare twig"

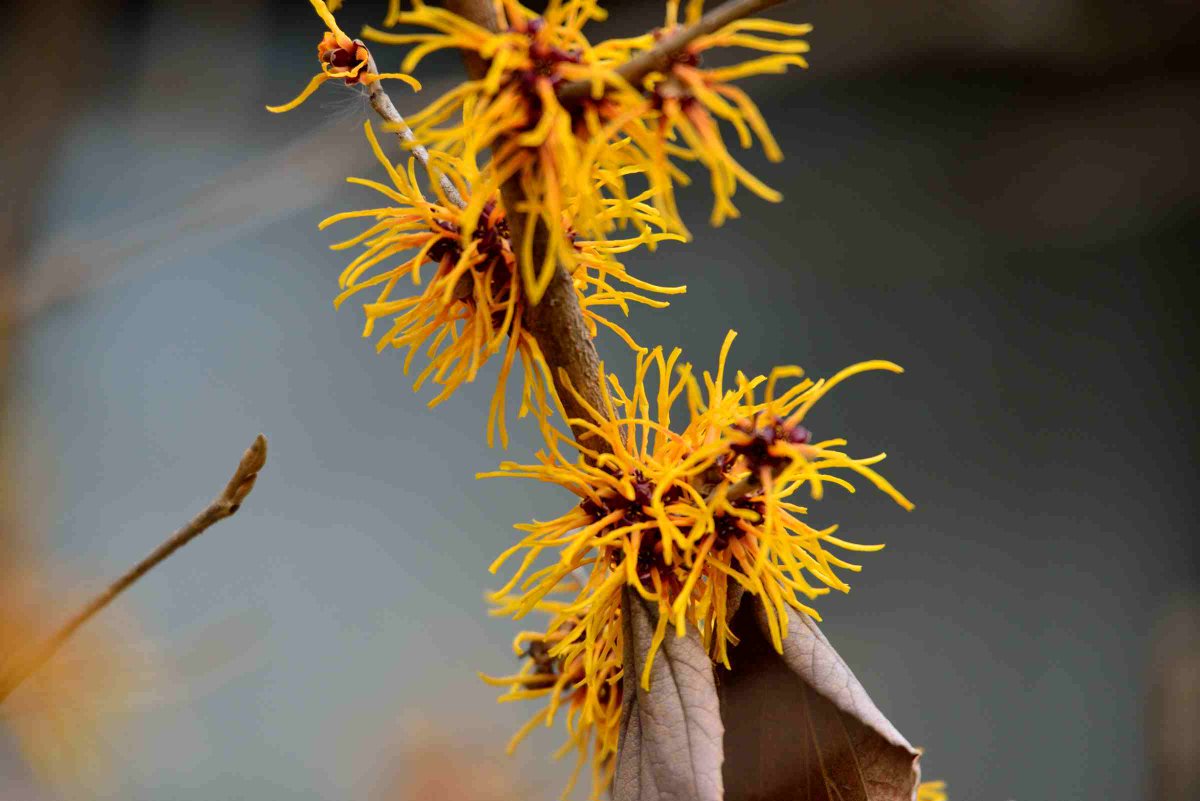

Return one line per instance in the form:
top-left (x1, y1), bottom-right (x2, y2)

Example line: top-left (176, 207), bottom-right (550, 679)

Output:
top-left (558, 0), bottom-right (787, 103)
top-left (365, 53), bottom-right (467, 210)
top-left (0, 434), bottom-right (268, 705)
top-left (360, 56), bottom-right (473, 300)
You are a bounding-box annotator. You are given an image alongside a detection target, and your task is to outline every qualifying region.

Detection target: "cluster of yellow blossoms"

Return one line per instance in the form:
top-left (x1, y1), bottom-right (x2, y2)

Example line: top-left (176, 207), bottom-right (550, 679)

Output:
top-left (481, 332), bottom-right (911, 795)
top-left (273, 0), bottom-right (940, 797)
top-left (272, 0), bottom-right (808, 443)
top-left (481, 587), bottom-right (624, 795)
top-left (363, 0), bottom-right (809, 295)
top-left (324, 121), bottom-right (682, 446)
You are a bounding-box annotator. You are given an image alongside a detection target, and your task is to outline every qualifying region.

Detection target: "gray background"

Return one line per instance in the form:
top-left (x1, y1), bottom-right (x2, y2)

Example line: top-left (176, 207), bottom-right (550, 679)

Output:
top-left (3, 0), bottom-right (1197, 799)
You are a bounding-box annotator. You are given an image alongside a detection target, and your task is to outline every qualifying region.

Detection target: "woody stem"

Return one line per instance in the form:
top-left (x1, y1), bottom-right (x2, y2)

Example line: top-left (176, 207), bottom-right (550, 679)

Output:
top-left (444, 0), bottom-right (612, 453)
top-left (365, 53), bottom-right (467, 209)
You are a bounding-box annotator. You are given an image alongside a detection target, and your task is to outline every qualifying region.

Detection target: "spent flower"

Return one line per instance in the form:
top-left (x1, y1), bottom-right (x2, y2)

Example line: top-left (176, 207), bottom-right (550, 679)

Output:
top-left (267, 0), bottom-right (420, 114)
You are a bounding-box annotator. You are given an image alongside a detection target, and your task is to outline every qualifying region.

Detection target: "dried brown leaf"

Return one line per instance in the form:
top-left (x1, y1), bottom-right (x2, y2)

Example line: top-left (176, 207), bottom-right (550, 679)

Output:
top-left (614, 589), bottom-right (725, 801)
top-left (719, 599), bottom-right (920, 801)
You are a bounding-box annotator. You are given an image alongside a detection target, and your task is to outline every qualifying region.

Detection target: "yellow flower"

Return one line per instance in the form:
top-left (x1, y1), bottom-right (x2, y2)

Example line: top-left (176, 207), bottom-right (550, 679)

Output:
top-left (482, 331), bottom-right (911, 693)
top-left (700, 354), bottom-right (913, 663)
top-left (356, 0), bottom-right (808, 296)
top-left (481, 589), bottom-right (622, 801)
top-left (325, 122), bottom-right (683, 446)
top-left (595, 1), bottom-right (811, 226)
top-left (918, 780), bottom-right (949, 801)
top-left (267, 0), bottom-right (420, 113)
top-left (362, 0), bottom-right (683, 302)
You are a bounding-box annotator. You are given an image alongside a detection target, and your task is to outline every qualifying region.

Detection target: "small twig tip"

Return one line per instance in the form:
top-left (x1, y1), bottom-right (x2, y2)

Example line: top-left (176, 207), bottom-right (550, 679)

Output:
top-left (222, 434), bottom-right (268, 506)
top-left (244, 434), bottom-right (268, 473)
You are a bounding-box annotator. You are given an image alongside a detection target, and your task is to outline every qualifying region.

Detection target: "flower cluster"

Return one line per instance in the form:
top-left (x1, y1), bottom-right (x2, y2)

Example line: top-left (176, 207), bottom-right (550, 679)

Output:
top-left (480, 588), bottom-right (624, 798)
top-left (273, 0), bottom-right (813, 440)
top-left (359, 0), bottom-right (810, 297)
top-left (363, 0), bottom-right (676, 301)
top-left (481, 332), bottom-right (911, 794)
top-left (326, 121), bottom-right (684, 446)
top-left (271, 0), bottom-right (936, 796)
top-left (591, 0), bottom-right (812, 227)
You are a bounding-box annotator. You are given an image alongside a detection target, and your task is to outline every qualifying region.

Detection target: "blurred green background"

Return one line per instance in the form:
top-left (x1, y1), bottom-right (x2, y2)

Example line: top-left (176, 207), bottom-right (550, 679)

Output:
top-left (2, 0), bottom-right (1197, 798)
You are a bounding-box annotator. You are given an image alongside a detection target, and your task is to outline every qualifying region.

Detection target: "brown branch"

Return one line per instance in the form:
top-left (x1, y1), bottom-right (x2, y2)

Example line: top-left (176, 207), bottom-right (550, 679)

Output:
top-left (436, 0), bottom-right (791, 449)
top-left (0, 434), bottom-right (268, 705)
top-left (444, 0), bottom-right (611, 453)
top-left (365, 53), bottom-right (467, 209)
top-left (517, 243), bottom-right (609, 452)
top-left (558, 0), bottom-right (787, 103)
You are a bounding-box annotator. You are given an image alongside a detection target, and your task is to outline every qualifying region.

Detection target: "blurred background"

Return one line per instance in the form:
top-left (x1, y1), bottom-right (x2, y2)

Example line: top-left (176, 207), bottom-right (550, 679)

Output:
top-left (2, 0), bottom-right (1198, 798)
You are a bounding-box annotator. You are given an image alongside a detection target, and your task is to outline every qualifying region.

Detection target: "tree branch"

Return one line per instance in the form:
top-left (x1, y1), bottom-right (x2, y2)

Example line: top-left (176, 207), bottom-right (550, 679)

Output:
top-left (444, 0), bottom-right (612, 453)
top-left (558, 0), bottom-right (787, 103)
top-left (434, 0), bottom-right (792, 450)
top-left (365, 53), bottom-right (467, 209)
top-left (0, 434), bottom-right (268, 705)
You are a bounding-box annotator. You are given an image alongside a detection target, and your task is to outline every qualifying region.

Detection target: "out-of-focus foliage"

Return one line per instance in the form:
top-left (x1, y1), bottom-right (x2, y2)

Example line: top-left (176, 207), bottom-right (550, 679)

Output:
top-left (0, 558), bottom-right (159, 794)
